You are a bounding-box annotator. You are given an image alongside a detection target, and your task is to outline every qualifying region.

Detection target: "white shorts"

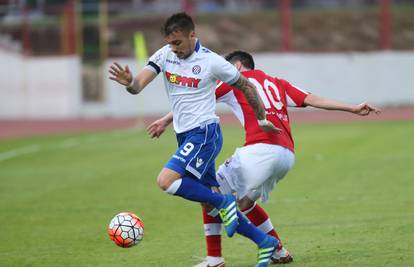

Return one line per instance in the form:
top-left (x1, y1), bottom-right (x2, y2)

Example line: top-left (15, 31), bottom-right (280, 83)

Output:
top-left (216, 143), bottom-right (295, 202)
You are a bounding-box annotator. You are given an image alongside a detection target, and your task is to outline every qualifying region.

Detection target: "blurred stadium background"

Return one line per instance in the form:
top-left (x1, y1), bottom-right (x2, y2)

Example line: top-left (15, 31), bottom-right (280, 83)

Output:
top-left (0, 0), bottom-right (413, 137)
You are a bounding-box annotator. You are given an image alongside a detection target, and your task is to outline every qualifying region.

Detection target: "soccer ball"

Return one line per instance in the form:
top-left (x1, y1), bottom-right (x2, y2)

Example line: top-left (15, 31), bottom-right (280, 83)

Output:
top-left (108, 212), bottom-right (144, 248)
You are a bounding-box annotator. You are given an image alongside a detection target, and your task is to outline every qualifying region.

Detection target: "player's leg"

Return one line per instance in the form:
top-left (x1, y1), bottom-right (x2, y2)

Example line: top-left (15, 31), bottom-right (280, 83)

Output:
top-left (195, 167), bottom-right (225, 267)
top-left (196, 205), bottom-right (278, 267)
top-left (215, 160), bottom-right (278, 267)
top-left (193, 202), bottom-right (225, 267)
top-left (239, 197), bottom-right (283, 245)
top-left (238, 145), bottom-right (295, 264)
top-left (195, 155), bottom-right (278, 267)
top-left (239, 196), bottom-right (293, 264)
top-left (158, 169), bottom-right (239, 239)
top-left (215, 144), bottom-right (295, 266)
top-left (234, 209), bottom-right (279, 267)
top-left (195, 161), bottom-right (233, 267)
top-left (157, 167), bottom-right (224, 205)
top-left (157, 122), bottom-right (239, 237)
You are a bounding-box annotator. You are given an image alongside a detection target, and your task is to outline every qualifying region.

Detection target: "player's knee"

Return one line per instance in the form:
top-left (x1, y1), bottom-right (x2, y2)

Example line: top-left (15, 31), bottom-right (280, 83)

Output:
top-left (238, 196), bottom-right (255, 210)
top-left (157, 168), bottom-right (183, 193)
top-left (156, 174), bottom-right (171, 191)
top-left (157, 174), bottom-right (183, 196)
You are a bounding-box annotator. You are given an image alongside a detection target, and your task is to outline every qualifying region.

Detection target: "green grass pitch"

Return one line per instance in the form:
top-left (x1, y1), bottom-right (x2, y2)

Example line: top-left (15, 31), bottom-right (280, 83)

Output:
top-left (0, 121), bottom-right (413, 267)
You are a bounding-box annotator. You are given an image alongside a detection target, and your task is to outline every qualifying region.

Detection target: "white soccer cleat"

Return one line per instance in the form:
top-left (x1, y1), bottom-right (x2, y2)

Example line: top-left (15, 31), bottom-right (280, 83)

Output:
top-left (270, 247), bottom-right (293, 264)
top-left (193, 256), bottom-right (225, 267)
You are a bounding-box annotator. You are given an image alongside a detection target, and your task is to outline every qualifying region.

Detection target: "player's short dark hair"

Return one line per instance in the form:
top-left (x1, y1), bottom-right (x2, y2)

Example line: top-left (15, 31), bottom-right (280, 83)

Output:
top-left (162, 12), bottom-right (195, 36)
top-left (225, 50), bottom-right (255, 70)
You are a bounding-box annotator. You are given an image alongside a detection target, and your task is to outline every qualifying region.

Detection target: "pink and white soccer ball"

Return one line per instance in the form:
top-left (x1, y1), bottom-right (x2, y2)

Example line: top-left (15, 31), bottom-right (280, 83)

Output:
top-left (108, 212), bottom-right (144, 248)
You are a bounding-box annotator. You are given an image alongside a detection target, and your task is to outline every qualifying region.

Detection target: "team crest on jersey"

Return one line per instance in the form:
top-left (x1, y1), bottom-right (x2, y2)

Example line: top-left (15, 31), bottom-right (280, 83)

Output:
top-left (165, 71), bottom-right (201, 88)
top-left (192, 65), bottom-right (201, 75)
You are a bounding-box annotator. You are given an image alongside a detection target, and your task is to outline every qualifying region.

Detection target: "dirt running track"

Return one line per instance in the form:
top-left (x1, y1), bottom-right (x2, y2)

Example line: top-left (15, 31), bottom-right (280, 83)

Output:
top-left (0, 107), bottom-right (413, 140)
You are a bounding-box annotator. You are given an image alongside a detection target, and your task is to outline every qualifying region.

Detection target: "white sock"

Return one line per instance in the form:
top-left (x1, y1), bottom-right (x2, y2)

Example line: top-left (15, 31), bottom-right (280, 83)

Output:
top-left (165, 179), bottom-right (182, 195)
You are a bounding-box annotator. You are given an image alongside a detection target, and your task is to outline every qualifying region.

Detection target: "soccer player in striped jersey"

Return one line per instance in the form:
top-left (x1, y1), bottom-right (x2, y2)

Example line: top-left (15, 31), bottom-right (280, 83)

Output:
top-left (147, 50), bottom-right (380, 267)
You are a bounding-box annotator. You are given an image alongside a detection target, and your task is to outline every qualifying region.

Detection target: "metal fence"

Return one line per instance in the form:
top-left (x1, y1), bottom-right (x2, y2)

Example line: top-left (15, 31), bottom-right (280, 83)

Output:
top-left (1, 0), bottom-right (411, 56)
top-left (0, 0), bottom-right (412, 105)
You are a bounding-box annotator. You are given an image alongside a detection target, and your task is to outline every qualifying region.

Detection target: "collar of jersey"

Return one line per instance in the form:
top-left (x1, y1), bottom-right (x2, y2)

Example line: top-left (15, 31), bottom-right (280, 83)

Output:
top-left (194, 39), bottom-right (201, 52)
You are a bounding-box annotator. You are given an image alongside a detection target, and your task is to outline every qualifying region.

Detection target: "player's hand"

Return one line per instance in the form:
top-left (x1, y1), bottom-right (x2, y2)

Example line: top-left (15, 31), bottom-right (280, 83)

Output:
top-left (353, 102), bottom-right (381, 116)
top-left (146, 118), bottom-right (169, 138)
top-left (258, 119), bottom-right (282, 133)
top-left (109, 62), bottom-right (133, 86)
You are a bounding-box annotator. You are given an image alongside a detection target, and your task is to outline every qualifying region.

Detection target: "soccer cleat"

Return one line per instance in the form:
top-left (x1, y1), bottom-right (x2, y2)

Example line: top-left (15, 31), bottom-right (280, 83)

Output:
top-left (270, 247), bottom-right (293, 264)
top-left (255, 236), bottom-right (279, 267)
top-left (193, 257), bottom-right (225, 267)
top-left (217, 194), bottom-right (238, 237)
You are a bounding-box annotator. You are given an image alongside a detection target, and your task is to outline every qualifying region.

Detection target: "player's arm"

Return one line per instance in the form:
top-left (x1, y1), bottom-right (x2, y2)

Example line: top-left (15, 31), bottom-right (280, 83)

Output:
top-left (147, 112), bottom-right (173, 138)
top-left (109, 62), bottom-right (157, 95)
top-left (232, 75), bottom-right (281, 132)
top-left (303, 94), bottom-right (381, 116)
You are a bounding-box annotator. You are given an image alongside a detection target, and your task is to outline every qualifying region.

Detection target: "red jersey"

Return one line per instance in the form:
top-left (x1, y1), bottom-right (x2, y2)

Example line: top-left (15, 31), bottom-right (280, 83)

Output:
top-left (216, 69), bottom-right (309, 152)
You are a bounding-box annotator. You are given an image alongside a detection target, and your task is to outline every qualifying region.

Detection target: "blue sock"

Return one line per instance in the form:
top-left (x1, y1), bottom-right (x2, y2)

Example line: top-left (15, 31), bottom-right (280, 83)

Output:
top-left (173, 176), bottom-right (224, 207)
top-left (236, 211), bottom-right (267, 245)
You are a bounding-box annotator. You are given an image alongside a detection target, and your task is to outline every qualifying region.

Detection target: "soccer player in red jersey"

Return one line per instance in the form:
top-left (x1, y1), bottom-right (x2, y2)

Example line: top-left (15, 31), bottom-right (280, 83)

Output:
top-left (147, 51), bottom-right (380, 267)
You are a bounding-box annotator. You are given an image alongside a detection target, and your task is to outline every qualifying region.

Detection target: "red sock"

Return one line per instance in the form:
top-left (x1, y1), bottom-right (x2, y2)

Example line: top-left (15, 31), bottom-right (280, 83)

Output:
top-left (241, 202), bottom-right (283, 248)
top-left (202, 208), bottom-right (222, 257)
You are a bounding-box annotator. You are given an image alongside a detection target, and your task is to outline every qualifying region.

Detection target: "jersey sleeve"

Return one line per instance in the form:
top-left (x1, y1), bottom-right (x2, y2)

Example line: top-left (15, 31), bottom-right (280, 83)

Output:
top-left (210, 53), bottom-right (240, 85)
top-left (215, 81), bottom-right (233, 104)
top-left (145, 45), bottom-right (169, 74)
top-left (280, 78), bottom-right (310, 107)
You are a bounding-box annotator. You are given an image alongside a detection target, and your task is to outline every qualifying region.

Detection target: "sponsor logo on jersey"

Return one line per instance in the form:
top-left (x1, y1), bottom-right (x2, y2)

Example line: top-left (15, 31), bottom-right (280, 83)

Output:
top-left (166, 59), bottom-right (180, 65)
top-left (172, 154), bottom-right (186, 163)
top-left (265, 111), bottom-right (289, 122)
top-left (196, 157), bottom-right (204, 168)
top-left (165, 71), bottom-right (201, 88)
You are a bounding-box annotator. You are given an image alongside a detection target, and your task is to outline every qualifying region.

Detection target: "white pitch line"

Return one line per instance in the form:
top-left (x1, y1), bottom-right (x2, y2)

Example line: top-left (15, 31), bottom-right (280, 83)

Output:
top-left (58, 138), bottom-right (81, 149)
top-left (0, 144), bottom-right (41, 162)
top-left (0, 128), bottom-right (141, 163)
